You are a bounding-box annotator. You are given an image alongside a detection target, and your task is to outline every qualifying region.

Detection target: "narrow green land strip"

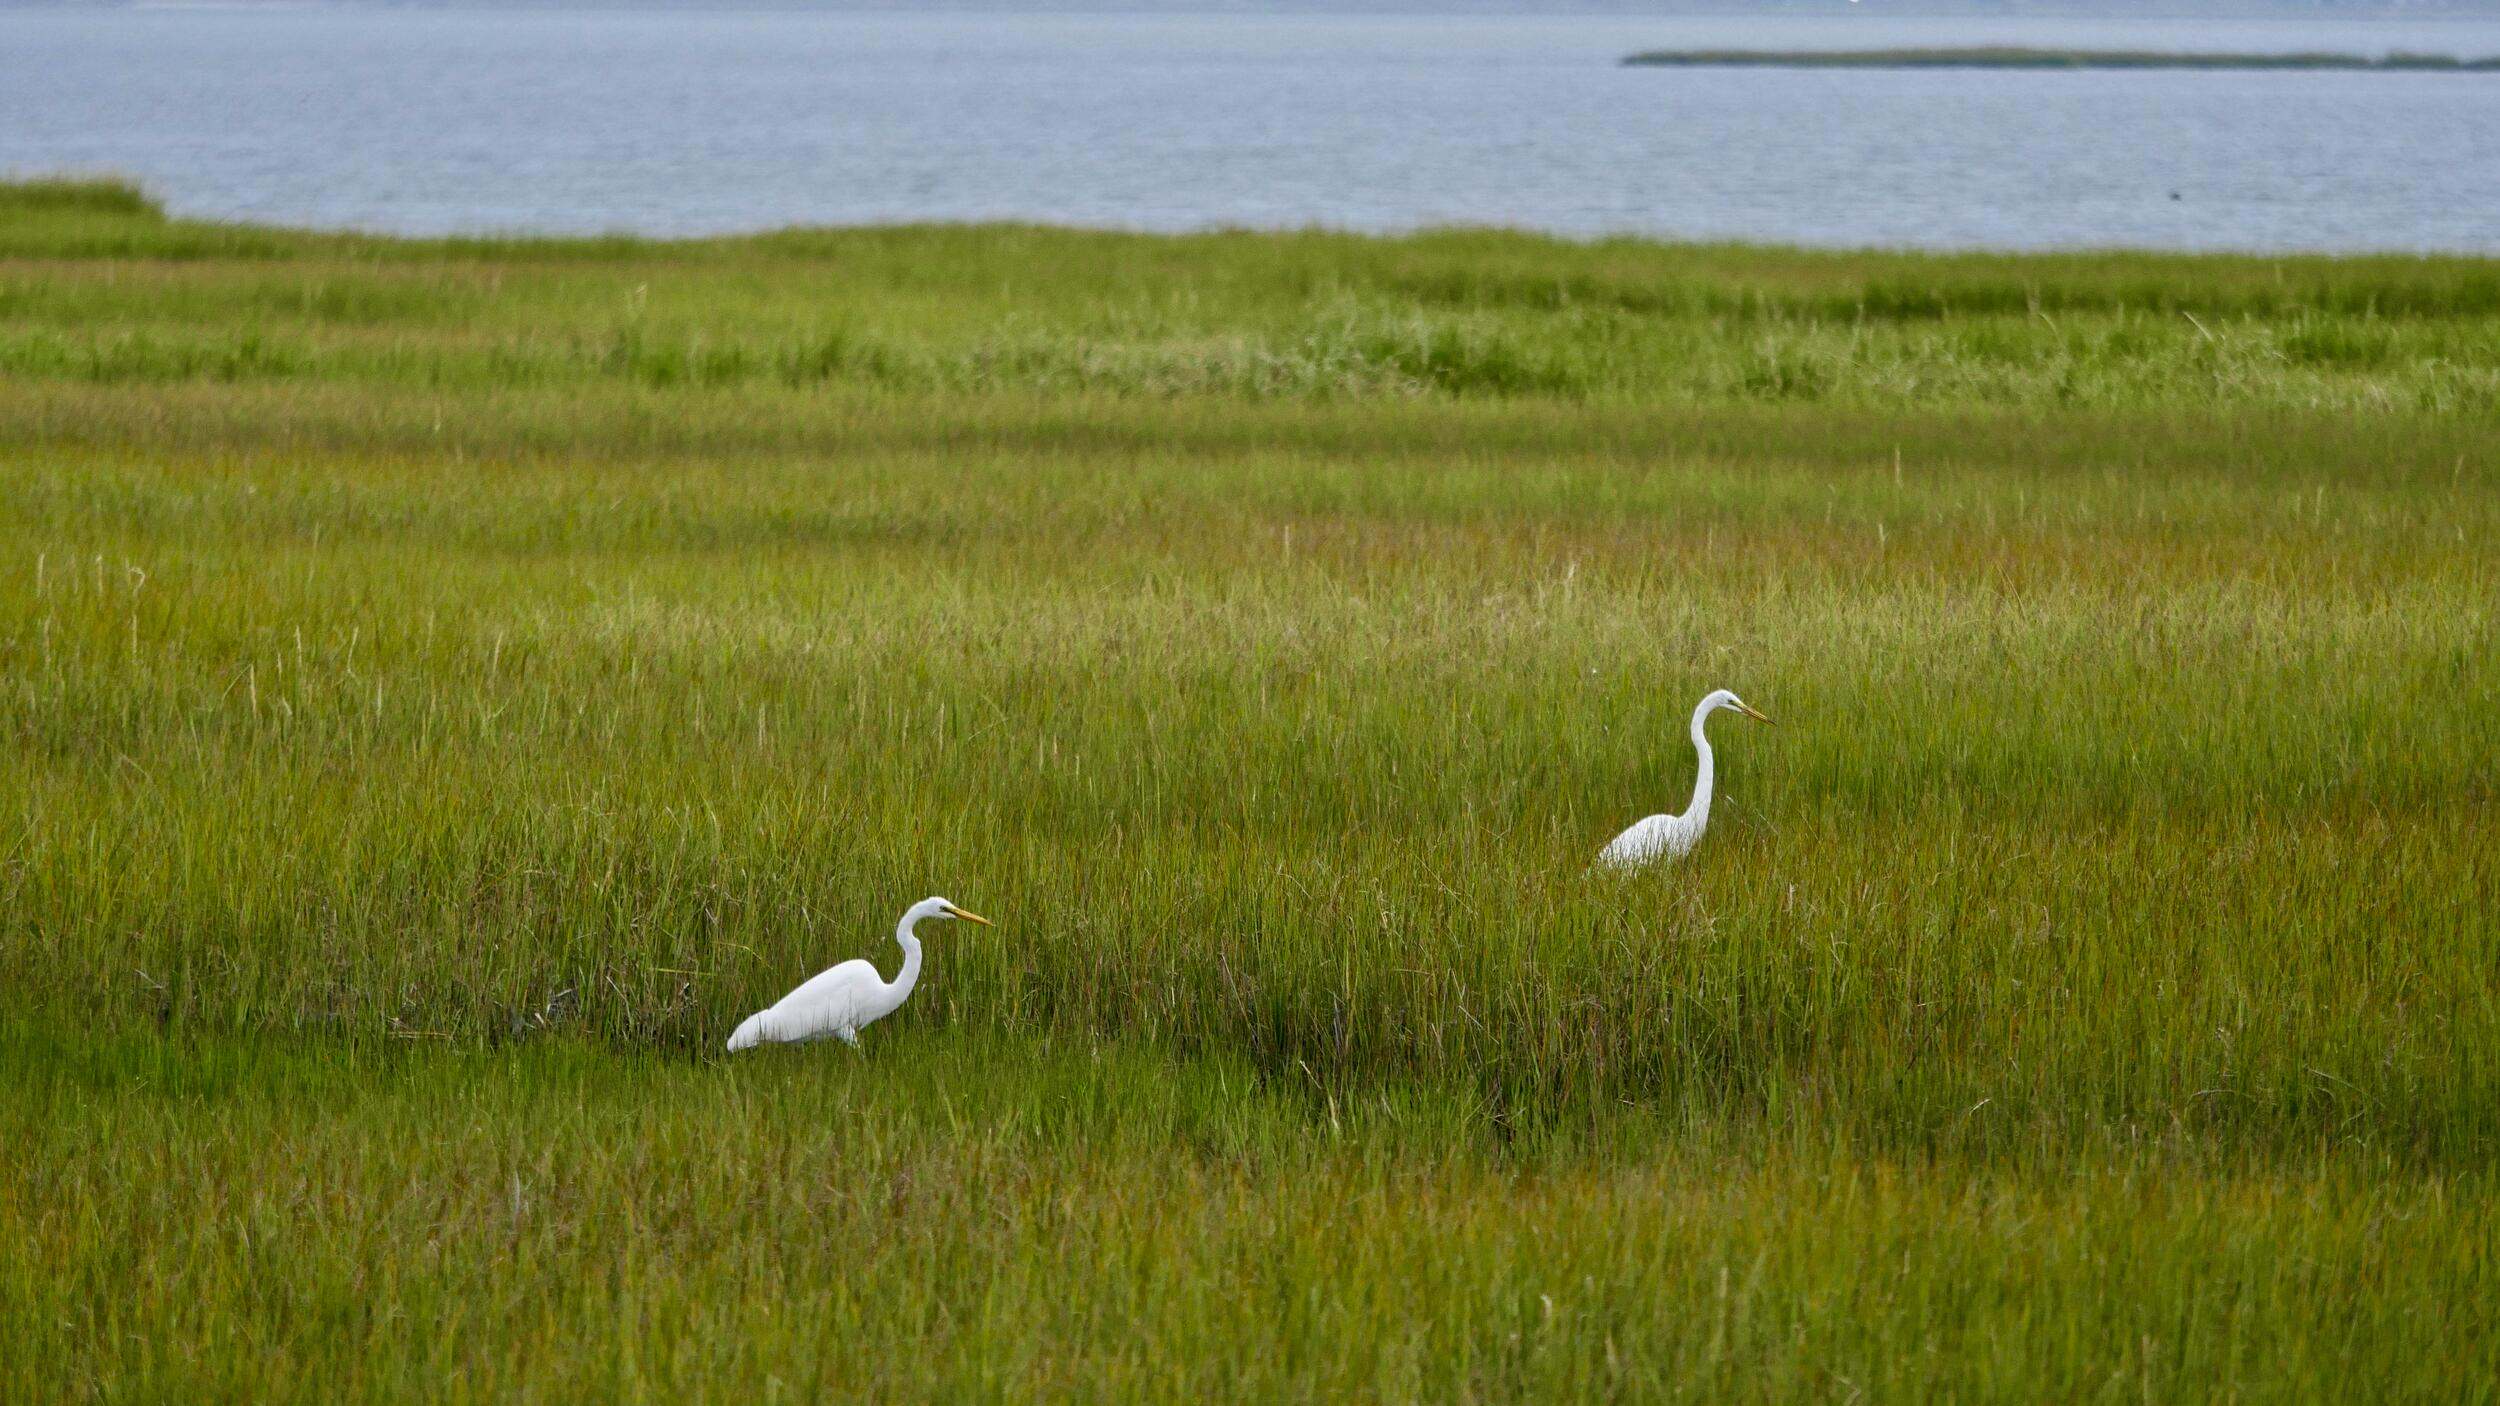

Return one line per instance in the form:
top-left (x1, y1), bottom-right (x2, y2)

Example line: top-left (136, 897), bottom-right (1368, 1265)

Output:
top-left (1625, 47), bottom-right (2500, 71)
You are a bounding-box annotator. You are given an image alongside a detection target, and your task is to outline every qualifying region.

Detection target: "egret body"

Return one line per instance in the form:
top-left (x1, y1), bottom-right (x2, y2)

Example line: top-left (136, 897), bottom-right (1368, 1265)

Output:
top-left (726, 896), bottom-right (990, 1051)
top-left (1596, 689), bottom-right (1771, 869)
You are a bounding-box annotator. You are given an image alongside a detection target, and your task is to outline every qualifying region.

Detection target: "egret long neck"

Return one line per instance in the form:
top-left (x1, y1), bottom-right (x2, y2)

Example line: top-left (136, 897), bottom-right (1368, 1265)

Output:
top-left (884, 913), bottom-right (926, 1011)
top-left (1683, 702), bottom-right (1716, 824)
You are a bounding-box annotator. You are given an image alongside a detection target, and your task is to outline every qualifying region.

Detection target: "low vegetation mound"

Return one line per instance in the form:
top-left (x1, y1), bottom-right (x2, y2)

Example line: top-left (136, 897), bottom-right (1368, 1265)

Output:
top-left (1624, 46), bottom-right (2500, 70)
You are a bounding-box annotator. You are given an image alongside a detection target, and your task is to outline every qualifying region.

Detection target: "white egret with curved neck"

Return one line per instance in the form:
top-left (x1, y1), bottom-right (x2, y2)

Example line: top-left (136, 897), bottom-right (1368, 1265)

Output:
top-left (726, 896), bottom-right (990, 1052)
top-left (1596, 689), bottom-right (1772, 870)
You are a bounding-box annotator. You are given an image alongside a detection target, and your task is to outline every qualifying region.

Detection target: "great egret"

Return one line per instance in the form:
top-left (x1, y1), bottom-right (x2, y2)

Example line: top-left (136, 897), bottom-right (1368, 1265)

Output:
top-left (1596, 689), bottom-right (1772, 869)
top-left (725, 896), bottom-right (990, 1052)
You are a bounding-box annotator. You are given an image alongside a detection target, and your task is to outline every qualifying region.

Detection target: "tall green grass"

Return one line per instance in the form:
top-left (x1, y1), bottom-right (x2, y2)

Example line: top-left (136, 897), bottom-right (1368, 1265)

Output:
top-left (8, 1028), bottom-right (2495, 1403)
top-left (2, 182), bottom-right (2496, 1400)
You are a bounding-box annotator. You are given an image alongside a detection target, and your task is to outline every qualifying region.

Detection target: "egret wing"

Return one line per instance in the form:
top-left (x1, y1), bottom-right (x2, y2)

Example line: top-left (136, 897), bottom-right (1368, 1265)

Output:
top-left (731, 958), bottom-right (884, 1048)
top-left (1597, 815), bottom-right (1679, 869)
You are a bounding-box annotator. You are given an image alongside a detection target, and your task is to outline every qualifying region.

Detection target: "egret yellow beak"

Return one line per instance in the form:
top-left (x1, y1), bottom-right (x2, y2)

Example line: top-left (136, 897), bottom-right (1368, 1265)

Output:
top-left (948, 905), bottom-right (993, 927)
top-left (1735, 702), bottom-right (1773, 724)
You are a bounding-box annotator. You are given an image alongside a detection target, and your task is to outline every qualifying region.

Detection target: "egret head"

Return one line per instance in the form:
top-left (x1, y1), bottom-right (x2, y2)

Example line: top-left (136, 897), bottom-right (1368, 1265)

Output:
top-left (1704, 689), bottom-right (1773, 724)
top-left (907, 896), bottom-right (992, 927)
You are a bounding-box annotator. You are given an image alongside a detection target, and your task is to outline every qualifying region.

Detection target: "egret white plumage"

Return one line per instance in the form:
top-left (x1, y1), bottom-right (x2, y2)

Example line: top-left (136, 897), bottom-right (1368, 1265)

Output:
top-left (1596, 689), bottom-right (1771, 870)
top-left (726, 896), bottom-right (990, 1052)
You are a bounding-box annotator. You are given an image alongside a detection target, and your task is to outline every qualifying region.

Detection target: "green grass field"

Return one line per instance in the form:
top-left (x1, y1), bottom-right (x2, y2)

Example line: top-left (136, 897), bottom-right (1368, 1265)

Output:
top-left (3, 179), bottom-right (2496, 1401)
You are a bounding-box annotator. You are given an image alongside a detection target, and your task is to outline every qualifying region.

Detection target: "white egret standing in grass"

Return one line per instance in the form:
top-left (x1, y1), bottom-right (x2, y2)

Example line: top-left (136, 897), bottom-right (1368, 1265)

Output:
top-left (726, 897), bottom-right (990, 1052)
top-left (1596, 689), bottom-right (1772, 870)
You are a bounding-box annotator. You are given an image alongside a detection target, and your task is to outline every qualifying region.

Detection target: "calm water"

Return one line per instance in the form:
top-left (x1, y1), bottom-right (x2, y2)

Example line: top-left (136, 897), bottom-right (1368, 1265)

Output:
top-left (4, 8), bottom-right (2498, 251)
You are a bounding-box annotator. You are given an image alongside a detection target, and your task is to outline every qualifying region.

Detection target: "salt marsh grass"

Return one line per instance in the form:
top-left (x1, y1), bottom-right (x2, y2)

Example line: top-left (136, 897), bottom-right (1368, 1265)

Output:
top-left (2, 182), bottom-right (2496, 1401)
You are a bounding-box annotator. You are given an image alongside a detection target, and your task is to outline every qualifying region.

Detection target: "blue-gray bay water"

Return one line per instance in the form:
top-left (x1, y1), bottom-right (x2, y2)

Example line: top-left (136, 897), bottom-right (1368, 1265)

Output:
top-left (3, 7), bottom-right (2497, 252)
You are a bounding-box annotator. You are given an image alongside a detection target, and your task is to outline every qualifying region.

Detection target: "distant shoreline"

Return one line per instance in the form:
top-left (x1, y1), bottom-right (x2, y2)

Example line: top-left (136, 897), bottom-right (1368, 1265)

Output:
top-left (1622, 47), bottom-right (2500, 72)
